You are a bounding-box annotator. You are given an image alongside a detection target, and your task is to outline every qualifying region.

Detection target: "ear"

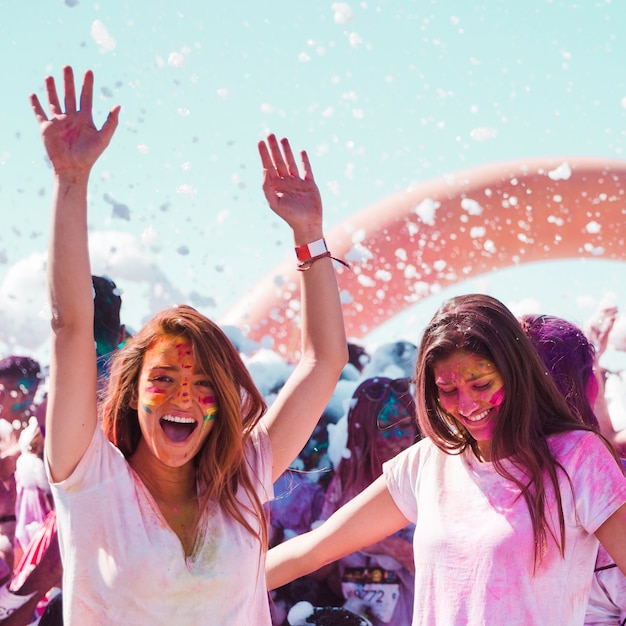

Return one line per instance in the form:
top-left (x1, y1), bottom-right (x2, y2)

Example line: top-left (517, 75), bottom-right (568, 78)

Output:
top-left (129, 388), bottom-right (138, 410)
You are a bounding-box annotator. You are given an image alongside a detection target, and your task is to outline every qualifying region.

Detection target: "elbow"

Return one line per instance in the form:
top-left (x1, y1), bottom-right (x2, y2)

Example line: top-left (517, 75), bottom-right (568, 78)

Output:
top-left (329, 342), bottom-right (350, 378)
top-left (303, 342), bottom-right (349, 379)
top-left (49, 304), bottom-right (93, 339)
top-left (330, 341), bottom-right (350, 375)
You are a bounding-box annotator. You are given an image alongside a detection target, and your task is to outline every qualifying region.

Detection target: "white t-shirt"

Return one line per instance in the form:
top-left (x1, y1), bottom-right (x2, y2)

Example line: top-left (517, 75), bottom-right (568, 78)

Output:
top-left (50, 424), bottom-right (274, 626)
top-left (383, 430), bottom-right (626, 626)
top-left (585, 544), bottom-right (626, 624)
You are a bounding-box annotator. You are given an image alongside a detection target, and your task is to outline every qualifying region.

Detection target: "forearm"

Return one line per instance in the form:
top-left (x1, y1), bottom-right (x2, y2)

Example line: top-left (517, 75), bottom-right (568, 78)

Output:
top-left (267, 478), bottom-right (408, 589)
top-left (298, 251), bottom-right (348, 369)
top-left (267, 528), bottom-right (330, 590)
top-left (48, 173), bottom-right (94, 334)
top-left (46, 173), bottom-right (99, 481)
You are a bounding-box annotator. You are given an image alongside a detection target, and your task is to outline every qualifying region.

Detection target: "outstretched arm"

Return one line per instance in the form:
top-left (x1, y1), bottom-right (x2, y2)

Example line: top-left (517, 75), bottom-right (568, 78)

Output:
top-left (30, 66), bottom-right (120, 481)
top-left (266, 476), bottom-right (410, 590)
top-left (258, 135), bottom-right (348, 481)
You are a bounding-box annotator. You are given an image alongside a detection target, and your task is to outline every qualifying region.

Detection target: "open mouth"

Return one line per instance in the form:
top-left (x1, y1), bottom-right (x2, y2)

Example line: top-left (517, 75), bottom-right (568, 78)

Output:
top-left (160, 415), bottom-right (198, 443)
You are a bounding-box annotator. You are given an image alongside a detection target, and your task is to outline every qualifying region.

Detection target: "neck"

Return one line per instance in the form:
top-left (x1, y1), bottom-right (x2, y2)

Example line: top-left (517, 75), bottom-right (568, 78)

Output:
top-left (129, 440), bottom-right (196, 504)
top-left (474, 440), bottom-right (492, 463)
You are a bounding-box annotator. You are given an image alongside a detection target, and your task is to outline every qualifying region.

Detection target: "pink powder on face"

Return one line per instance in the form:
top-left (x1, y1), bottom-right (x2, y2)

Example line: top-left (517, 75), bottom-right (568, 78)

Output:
top-left (489, 387), bottom-right (505, 407)
top-left (201, 395), bottom-right (216, 407)
top-left (201, 395), bottom-right (218, 423)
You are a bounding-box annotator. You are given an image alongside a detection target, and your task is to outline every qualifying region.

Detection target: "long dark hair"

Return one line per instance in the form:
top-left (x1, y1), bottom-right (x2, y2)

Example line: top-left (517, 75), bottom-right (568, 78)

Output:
top-left (101, 304), bottom-right (268, 546)
top-left (415, 293), bottom-right (619, 568)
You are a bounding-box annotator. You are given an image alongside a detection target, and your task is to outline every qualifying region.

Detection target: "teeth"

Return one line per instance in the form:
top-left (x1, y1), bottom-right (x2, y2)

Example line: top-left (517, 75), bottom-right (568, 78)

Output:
top-left (466, 409), bottom-right (490, 422)
top-left (162, 415), bottom-right (195, 424)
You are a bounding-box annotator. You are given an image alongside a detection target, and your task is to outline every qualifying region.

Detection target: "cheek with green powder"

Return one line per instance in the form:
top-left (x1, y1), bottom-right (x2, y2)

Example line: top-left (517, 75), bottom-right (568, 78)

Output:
top-left (201, 394), bottom-right (218, 424)
top-left (142, 385), bottom-right (169, 413)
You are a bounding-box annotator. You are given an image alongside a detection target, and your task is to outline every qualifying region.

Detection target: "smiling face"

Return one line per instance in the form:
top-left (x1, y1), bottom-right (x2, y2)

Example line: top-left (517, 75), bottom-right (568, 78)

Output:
top-left (433, 349), bottom-right (505, 461)
top-left (133, 335), bottom-right (218, 468)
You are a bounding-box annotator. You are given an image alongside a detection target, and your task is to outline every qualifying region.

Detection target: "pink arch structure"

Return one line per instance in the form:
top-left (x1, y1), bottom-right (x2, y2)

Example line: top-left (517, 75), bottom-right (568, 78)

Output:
top-left (222, 157), bottom-right (626, 361)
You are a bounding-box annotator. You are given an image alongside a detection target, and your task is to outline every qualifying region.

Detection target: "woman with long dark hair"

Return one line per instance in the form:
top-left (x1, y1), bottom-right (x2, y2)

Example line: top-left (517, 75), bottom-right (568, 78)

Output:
top-left (268, 294), bottom-right (626, 625)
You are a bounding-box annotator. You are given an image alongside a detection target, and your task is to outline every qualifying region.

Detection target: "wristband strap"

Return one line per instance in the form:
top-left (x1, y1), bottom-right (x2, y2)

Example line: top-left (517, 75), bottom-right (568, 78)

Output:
top-left (295, 238), bottom-right (327, 262)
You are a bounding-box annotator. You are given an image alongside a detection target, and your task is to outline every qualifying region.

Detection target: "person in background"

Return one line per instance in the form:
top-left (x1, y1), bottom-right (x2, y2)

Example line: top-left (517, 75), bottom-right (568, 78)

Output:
top-left (0, 357), bottom-right (42, 456)
top-left (520, 314), bottom-right (599, 429)
top-left (31, 65), bottom-right (347, 624)
top-left (317, 376), bottom-right (419, 625)
top-left (0, 356), bottom-right (42, 595)
top-left (91, 275), bottom-right (126, 388)
top-left (584, 302), bottom-right (626, 456)
top-left (267, 293), bottom-right (626, 625)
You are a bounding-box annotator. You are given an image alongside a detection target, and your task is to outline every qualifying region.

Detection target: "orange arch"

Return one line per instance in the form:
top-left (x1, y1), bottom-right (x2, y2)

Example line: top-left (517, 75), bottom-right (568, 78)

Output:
top-left (222, 156), bottom-right (626, 361)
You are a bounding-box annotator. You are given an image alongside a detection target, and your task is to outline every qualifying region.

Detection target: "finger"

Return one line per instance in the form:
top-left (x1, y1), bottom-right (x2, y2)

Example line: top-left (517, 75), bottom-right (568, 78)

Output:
top-left (79, 69), bottom-right (94, 115)
top-left (99, 105), bottom-right (121, 146)
top-left (29, 93), bottom-right (49, 124)
top-left (257, 139), bottom-right (274, 171)
top-left (267, 134), bottom-right (289, 178)
top-left (280, 137), bottom-right (299, 177)
top-left (63, 66), bottom-right (77, 113)
top-left (300, 150), bottom-right (315, 182)
top-left (45, 75), bottom-right (62, 116)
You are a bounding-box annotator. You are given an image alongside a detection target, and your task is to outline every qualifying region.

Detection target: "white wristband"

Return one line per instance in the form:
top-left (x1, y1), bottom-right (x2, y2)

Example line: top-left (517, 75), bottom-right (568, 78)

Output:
top-left (294, 238), bottom-right (327, 262)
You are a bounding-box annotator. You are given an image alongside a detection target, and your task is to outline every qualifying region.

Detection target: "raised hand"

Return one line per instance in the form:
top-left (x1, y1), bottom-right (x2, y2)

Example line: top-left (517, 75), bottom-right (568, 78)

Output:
top-left (258, 134), bottom-right (323, 237)
top-left (30, 66), bottom-right (120, 177)
top-left (585, 303), bottom-right (619, 357)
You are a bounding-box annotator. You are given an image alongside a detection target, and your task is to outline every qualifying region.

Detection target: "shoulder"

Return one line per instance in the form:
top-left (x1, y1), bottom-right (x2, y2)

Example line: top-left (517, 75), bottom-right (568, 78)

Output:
top-left (246, 420), bottom-right (270, 455)
top-left (48, 426), bottom-right (126, 490)
top-left (547, 429), bottom-right (610, 460)
top-left (383, 437), bottom-right (442, 479)
top-left (243, 421), bottom-right (273, 498)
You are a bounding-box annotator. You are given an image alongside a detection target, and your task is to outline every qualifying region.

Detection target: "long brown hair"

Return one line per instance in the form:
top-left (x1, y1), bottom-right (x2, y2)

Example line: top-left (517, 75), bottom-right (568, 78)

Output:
top-left (415, 293), bottom-right (619, 568)
top-left (101, 304), bottom-right (268, 546)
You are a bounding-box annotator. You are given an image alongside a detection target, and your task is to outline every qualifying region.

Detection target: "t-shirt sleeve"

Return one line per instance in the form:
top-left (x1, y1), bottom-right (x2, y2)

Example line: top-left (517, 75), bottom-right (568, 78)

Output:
top-left (247, 421), bottom-right (274, 504)
top-left (47, 425), bottom-right (126, 494)
top-left (382, 441), bottom-right (424, 524)
top-left (562, 431), bottom-right (626, 534)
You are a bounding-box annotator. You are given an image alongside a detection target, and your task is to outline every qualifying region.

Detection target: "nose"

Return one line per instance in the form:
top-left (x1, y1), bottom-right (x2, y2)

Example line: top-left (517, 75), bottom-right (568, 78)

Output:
top-left (457, 391), bottom-right (479, 417)
top-left (173, 379), bottom-right (193, 407)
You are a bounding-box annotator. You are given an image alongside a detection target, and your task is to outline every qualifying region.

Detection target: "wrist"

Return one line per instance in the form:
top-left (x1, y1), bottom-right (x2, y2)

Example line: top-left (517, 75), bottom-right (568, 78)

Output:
top-left (291, 226), bottom-right (324, 248)
top-left (53, 165), bottom-right (92, 185)
top-left (294, 238), bottom-right (350, 272)
top-left (294, 238), bottom-right (327, 262)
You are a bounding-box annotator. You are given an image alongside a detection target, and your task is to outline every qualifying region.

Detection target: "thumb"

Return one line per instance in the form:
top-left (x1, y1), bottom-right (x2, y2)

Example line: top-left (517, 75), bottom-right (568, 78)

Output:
top-left (100, 104), bottom-right (121, 146)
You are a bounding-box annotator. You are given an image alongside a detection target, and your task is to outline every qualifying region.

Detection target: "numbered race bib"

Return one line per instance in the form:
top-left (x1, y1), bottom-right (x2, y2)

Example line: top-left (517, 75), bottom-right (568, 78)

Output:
top-left (341, 566), bottom-right (400, 623)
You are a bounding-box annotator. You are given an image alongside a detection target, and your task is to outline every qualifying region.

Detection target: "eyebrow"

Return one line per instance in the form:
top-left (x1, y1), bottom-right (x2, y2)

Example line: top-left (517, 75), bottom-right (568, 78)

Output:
top-left (435, 371), bottom-right (492, 385)
top-left (148, 364), bottom-right (209, 376)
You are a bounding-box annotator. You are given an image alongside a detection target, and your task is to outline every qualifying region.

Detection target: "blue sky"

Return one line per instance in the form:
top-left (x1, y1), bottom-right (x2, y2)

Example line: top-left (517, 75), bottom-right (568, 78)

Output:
top-left (1, 0), bottom-right (625, 367)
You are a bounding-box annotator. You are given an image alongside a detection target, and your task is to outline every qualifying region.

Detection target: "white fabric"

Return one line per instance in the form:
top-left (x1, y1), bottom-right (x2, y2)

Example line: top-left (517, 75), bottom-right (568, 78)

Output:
top-left (383, 430), bottom-right (626, 626)
top-left (585, 545), bottom-right (626, 624)
top-left (50, 424), bottom-right (274, 626)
